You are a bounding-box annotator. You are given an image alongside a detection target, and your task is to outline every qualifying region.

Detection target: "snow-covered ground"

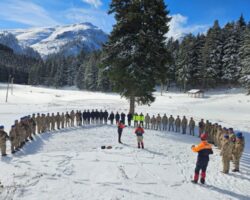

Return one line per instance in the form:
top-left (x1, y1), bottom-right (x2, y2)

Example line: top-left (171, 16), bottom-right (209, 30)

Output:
top-left (0, 84), bottom-right (250, 200)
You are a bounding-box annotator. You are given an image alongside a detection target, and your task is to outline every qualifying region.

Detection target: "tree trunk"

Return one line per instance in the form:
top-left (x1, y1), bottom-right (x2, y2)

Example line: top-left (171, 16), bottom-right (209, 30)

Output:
top-left (161, 83), bottom-right (164, 96)
top-left (129, 96), bottom-right (135, 114)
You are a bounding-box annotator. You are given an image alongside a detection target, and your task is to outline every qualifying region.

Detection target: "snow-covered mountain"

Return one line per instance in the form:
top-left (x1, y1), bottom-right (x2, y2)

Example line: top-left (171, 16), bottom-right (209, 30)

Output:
top-left (9, 22), bottom-right (108, 58)
top-left (0, 32), bottom-right (40, 58)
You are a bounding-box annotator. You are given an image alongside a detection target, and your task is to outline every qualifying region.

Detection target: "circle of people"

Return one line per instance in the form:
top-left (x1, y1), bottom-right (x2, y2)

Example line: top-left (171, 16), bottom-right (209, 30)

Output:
top-left (0, 110), bottom-right (245, 175)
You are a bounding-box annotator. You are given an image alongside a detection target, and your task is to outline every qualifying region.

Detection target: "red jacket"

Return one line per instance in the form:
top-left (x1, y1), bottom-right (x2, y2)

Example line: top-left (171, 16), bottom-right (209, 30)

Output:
top-left (135, 127), bottom-right (144, 136)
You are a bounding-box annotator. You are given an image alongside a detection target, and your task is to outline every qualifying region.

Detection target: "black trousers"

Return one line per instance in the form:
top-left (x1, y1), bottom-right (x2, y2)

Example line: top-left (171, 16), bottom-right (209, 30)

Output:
top-left (118, 131), bottom-right (122, 143)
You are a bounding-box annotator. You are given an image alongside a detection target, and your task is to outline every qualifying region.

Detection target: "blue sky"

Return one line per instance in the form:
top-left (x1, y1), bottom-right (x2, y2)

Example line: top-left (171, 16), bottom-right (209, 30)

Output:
top-left (0, 0), bottom-right (249, 37)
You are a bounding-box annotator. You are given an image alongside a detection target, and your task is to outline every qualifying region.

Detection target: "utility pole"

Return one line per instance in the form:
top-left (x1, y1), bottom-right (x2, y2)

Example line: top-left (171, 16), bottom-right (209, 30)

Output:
top-left (5, 75), bottom-right (11, 103)
top-left (11, 77), bottom-right (14, 95)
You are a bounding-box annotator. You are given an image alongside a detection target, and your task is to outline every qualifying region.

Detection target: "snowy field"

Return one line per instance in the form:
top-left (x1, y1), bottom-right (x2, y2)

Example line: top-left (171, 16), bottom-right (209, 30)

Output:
top-left (0, 84), bottom-right (250, 200)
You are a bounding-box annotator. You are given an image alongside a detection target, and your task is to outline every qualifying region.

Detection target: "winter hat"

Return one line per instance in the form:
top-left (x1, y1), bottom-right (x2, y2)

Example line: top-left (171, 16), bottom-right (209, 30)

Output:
top-left (224, 134), bottom-right (229, 139)
top-left (200, 133), bottom-right (207, 140)
top-left (236, 132), bottom-right (243, 139)
top-left (0, 125), bottom-right (4, 129)
top-left (11, 125), bottom-right (15, 128)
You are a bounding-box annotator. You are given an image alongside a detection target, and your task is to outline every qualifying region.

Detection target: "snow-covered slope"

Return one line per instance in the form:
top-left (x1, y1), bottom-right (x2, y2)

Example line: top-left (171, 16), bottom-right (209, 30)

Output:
top-left (0, 32), bottom-right (40, 58)
top-left (10, 23), bottom-right (108, 58)
top-left (0, 84), bottom-right (249, 200)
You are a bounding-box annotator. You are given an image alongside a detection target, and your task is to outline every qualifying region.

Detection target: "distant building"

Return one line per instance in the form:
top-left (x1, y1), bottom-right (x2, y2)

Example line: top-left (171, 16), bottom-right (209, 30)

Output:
top-left (187, 89), bottom-right (204, 98)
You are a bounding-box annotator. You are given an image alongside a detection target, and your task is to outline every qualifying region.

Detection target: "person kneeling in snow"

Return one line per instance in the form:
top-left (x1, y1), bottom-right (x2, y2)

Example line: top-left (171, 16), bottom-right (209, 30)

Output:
top-left (191, 133), bottom-right (213, 184)
top-left (135, 125), bottom-right (145, 149)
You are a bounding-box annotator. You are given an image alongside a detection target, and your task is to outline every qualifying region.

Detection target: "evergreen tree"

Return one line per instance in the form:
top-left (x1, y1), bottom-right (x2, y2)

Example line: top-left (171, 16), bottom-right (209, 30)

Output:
top-left (102, 0), bottom-right (171, 113)
top-left (201, 20), bottom-right (223, 88)
top-left (84, 52), bottom-right (99, 91)
top-left (240, 28), bottom-right (250, 94)
top-left (176, 34), bottom-right (195, 91)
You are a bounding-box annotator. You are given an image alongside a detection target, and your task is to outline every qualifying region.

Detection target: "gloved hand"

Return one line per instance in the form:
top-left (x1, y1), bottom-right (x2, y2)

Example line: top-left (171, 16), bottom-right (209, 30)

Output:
top-left (191, 145), bottom-right (195, 149)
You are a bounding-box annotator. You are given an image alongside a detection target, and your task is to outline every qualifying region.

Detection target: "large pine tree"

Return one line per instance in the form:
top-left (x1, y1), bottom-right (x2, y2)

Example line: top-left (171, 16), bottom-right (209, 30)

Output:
top-left (102, 0), bottom-right (171, 113)
top-left (240, 28), bottom-right (250, 94)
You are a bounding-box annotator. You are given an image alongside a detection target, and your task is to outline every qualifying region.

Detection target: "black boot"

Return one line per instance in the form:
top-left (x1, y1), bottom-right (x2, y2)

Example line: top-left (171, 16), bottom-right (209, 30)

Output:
top-left (200, 178), bottom-right (205, 184)
top-left (138, 143), bottom-right (140, 148)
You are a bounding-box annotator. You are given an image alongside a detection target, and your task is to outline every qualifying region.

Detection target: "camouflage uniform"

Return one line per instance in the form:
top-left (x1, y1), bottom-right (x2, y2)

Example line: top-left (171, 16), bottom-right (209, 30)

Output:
top-left (181, 116), bottom-right (188, 134)
top-left (41, 114), bottom-right (46, 133)
top-left (65, 112), bottom-right (70, 127)
top-left (220, 135), bottom-right (234, 174)
top-left (45, 113), bottom-right (51, 132)
top-left (36, 113), bottom-right (41, 134)
top-left (145, 114), bottom-right (150, 129)
top-left (70, 110), bottom-right (75, 127)
top-left (51, 113), bottom-right (56, 131)
top-left (55, 112), bottom-right (61, 129)
top-left (61, 113), bottom-right (65, 129)
top-left (232, 134), bottom-right (245, 172)
top-left (168, 115), bottom-right (175, 131)
top-left (162, 114), bottom-right (168, 131)
top-left (26, 116), bottom-right (33, 140)
top-left (9, 125), bottom-right (18, 153)
top-left (0, 126), bottom-right (9, 156)
top-left (30, 114), bottom-right (36, 135)
top-left (189, 117), bottom-right (195, 136)
top-left (156, 114), bottom-right (162, 130)
top-left (175, 116), bottom-right (181, 132)
top-left (150, 115), bottom-right (156, 130)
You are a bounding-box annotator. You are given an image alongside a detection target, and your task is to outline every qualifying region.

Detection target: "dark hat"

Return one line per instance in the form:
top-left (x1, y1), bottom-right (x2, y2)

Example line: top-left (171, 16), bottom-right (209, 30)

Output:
top-left (0, 125), bottom-right (4, 129)
top-left (224, 134), bottom-right (229, 139)
top-left (236, 132), bottom-right (243, 139)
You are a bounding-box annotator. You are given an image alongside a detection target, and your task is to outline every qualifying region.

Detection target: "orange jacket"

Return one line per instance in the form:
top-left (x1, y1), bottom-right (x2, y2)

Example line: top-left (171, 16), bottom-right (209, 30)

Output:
top-left (192, 141), bottom-right (212, 152)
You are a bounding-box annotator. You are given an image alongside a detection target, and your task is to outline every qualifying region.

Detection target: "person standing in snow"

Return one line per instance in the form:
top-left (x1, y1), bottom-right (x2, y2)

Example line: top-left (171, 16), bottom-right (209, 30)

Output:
top-left (139, 113), bottom-right (144, 127)
top-left (168, 115), bottom-right (175, 131)
top-left (117, 121), bottom-right (126, 144)
top-left (162, 114), bottom-right (168, 131)
top-left (127, 112), bottom-right (133, 126)
top-left (191, 133), bottom-right (213, 184)
top-left (220, 134), bottom-right (234, 174)
top-left (198, 119), bottom-right (205, 137)
top-left (145, 113), bottom-right (150, 129)
top-left (55, 112), bottom-right (61, 129)
top-left (133, 113), bottom-right (139, 127)
top-left (121, 112), bottom-right (126, 124)
top-left (134, 125), bottom-right (145, 149)
top-left (156, 114), bottom-right (162, 130)
top-left (232, 133), bottom-right (245, 172)
top-left (0, 126), bottom-right (9, 157)
top-left (115, 112), bottom-right (120, 124)
top-left (175, 116), bottom-right (181, 132)
top-left (189, 117), bottom-right (195, 136)
top-left (150, 115), bottom-right (156, 130)
top-left (181, 116), bottom-right (188, 134)
top-left (109, 111), bottom-right (115, 125)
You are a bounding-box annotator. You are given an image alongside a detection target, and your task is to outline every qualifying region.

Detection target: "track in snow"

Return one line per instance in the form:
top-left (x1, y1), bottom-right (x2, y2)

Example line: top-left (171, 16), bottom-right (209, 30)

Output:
top-left (0, 125), bottom-right (250, 200)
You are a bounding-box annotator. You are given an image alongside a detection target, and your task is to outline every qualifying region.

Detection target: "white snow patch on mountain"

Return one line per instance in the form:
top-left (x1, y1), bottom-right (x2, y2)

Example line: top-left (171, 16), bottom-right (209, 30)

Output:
top-left (2, 22), bottom-right (108, 58)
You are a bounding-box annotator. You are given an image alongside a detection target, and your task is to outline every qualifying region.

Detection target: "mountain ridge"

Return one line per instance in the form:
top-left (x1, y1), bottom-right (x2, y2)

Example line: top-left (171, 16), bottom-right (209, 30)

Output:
top-left (0, 22), bottom-right (108, 59)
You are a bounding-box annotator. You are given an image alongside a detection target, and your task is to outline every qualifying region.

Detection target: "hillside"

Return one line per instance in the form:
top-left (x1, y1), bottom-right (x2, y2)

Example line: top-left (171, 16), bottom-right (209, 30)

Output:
top-left (11, 23), bottom-right (108, 58)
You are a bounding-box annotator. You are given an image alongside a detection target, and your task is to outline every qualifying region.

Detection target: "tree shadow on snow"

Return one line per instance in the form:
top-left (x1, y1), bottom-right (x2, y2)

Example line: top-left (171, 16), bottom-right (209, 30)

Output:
top-left (205, 184), bottom-right (250, 200)
top-left (1, 125), bottom-right (108, 162)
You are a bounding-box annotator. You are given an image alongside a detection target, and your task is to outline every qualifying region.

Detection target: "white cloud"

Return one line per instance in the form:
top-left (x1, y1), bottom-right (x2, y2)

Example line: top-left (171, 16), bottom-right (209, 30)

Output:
top-left (0, 0), bottom-right (59, 27)
top-left (167, 14), bottom-right (209, 39)
top-left (82, 0), bottom-right (102, 8)
top-left (65, 8), bottom-right (115, 33)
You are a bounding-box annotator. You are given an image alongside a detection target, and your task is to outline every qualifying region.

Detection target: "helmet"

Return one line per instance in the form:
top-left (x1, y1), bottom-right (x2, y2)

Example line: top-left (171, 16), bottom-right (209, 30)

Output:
top-left (200, 133), bottom-right (207, 140)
